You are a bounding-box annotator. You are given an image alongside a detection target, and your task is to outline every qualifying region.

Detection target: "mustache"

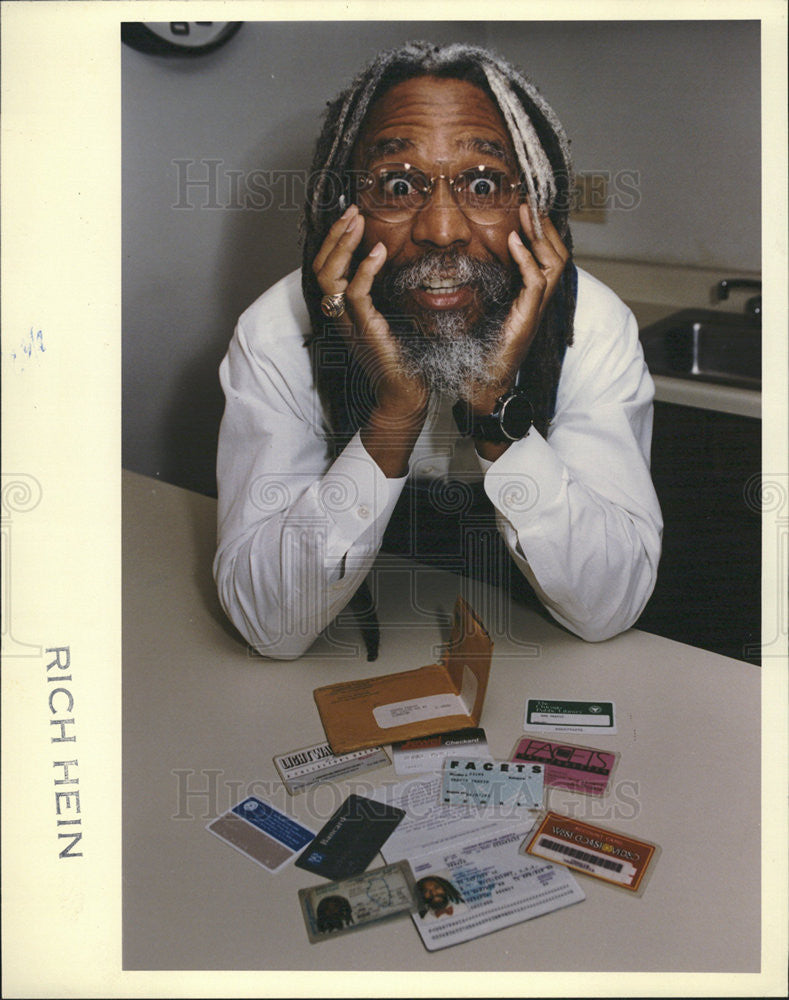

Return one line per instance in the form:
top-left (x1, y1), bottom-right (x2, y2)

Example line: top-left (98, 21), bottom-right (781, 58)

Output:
top-left (380, 250), bottom-right (516, 307)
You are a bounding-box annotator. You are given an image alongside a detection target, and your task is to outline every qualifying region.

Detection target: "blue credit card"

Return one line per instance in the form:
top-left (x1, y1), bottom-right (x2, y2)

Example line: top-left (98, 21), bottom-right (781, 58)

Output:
top-left (231, 796), bottom-right (315, 851)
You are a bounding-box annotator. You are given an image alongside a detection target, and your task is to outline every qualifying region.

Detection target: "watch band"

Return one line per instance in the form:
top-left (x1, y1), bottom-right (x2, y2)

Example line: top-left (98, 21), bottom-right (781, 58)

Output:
top-left (452, 388), bottom-right (533, 443)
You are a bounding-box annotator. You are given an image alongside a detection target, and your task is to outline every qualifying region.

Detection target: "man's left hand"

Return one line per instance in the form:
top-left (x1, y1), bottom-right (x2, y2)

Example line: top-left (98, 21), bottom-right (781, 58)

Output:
top-left (471, 204), bottom-right (569, 460)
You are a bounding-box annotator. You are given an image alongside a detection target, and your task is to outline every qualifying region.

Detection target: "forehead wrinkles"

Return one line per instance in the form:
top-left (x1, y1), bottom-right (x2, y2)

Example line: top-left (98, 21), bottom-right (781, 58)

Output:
top-left (352, 78), bottom-right (516, 168)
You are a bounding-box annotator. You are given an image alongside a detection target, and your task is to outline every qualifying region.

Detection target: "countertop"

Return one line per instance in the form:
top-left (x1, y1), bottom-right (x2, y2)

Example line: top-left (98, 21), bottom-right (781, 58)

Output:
top-left (628, 300), bottom-right (761, 420)
top-left (121, 470), bottom-right (761, 974)
top-left (576, 256), bottom-right (762, 420)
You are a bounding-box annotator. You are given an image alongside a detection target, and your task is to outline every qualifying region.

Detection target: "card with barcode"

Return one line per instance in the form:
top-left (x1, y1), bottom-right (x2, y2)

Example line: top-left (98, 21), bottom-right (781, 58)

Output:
top-left (273, 741), bottom-right (390, 795)
top-left (206, 795), bottom-right (316, 874)
top-left (298, 860), bottom-right (419, 943)
top-left (523, 812), bottom-right (659, 894)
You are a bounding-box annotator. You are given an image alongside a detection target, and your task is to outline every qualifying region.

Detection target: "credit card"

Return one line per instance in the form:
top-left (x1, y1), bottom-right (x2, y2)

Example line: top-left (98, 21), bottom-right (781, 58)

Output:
top-left (295, 794), bottom-right (406, 880)
top-left (206, 795), bottom-right (315, 874)
top-left (391, 727), bottom-right (490, 775)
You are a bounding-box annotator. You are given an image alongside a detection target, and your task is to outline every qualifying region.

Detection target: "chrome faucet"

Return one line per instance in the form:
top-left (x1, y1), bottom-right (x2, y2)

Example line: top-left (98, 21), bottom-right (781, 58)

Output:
top-left (716, 278), bottom-right (761, 318)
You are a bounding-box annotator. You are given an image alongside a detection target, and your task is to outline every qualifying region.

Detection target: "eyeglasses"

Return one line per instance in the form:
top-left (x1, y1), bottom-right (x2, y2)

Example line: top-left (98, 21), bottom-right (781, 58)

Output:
top-left (352, 162), bottom-right (523, 225)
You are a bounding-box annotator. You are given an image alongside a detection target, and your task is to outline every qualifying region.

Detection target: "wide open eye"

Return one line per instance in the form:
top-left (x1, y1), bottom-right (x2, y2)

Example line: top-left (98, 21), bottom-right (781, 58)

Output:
top-left (458, 167), bottom-right (516, 208)
top-left (354, 164), bottom-right (428, 219)
top-left (455, 166), bottom-right (518, 221)
top-left (467, 175), bottom-right (498, 197)
top-left (382, 173), bottom-right (415, 198)
top-left (376, 166), bottom-right (428, 205)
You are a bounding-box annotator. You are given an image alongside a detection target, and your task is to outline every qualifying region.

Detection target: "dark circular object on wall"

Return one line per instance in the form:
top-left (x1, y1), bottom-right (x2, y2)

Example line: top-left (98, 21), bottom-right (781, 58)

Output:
top-left (121, 22), bottom-right (243, 57)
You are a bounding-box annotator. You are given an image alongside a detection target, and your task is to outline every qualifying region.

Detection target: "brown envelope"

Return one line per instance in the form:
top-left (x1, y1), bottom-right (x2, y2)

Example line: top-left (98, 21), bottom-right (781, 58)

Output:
top-left (314, 596), bottom-right (493, 755)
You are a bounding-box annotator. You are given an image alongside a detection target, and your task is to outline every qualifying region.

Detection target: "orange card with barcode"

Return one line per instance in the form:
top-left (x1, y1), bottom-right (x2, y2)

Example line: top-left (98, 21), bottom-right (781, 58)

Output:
top-left (523, 811), bottom-right (659, 894)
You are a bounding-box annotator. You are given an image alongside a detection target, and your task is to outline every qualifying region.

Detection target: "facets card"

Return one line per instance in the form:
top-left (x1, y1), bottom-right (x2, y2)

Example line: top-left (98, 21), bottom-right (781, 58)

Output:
top-left (510, 737), bottom-right (619, 796)
top-left (440, 757), bottom-right (544, 812)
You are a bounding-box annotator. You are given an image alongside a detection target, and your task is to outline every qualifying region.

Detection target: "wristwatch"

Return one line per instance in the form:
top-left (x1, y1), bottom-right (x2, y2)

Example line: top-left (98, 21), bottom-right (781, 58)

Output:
top-left (452, 388), bottom-right (534, 443)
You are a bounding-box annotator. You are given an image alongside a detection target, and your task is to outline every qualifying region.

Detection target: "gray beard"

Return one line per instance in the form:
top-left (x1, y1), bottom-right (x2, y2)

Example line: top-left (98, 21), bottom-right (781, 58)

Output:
top-left (391, 308), bottom-right (510, 399)
top-left (377, 251), bottom-right (517, 400)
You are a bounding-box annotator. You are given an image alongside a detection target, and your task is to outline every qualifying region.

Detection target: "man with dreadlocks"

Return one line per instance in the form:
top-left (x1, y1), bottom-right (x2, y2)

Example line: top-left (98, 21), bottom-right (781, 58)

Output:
top-left (214, 41), bottom-right (662, 659)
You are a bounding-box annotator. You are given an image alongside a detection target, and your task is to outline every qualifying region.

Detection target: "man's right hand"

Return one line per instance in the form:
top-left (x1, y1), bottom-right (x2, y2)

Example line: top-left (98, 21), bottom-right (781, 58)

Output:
top-left (312, 204), bottom-right (429, 477)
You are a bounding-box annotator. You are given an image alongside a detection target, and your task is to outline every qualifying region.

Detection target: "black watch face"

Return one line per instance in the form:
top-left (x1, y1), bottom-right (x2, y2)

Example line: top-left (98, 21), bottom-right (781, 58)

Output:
top-left (500, 392), bottom-right (533, 439)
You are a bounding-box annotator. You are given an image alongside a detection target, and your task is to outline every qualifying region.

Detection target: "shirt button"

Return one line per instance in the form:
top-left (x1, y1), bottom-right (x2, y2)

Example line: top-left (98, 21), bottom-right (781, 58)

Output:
top-left (421, 465), bottom-right (434, 475)
top-left (357, 505), bottom-right (370, 519)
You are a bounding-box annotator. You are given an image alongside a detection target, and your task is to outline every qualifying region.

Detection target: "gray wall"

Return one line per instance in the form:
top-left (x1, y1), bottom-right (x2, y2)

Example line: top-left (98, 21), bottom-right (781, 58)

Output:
top-left (122, 19), bottom-right (760, 495)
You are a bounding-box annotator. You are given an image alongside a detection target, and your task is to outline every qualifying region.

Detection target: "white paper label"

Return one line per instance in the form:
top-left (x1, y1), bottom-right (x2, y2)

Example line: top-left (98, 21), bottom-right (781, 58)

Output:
top-left (373, 667), bottom-right (478, 730)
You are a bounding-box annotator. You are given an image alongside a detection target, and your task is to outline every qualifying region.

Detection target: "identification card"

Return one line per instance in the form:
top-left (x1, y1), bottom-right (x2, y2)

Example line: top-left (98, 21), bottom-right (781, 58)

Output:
top-left (524, 698), bottom-right (616, 734)
top-left (523, 811), bottom-right (659, 894)
top-left (298, 860), bottom-right (419, 943)
top-left (295, 793), bottom-right (406, 881)
top-left (510, 737), bottom-right (619, 796)
top-left (206, 795), bottom-right (315, 874)
top-left (440, 757), bottom-right (544, 811)
top-left (273, 741), bottom-right (390, 795)
top-left (372, 777), bottom-right (584, 951)
top-left (391, 727), bottom-right (490, 775)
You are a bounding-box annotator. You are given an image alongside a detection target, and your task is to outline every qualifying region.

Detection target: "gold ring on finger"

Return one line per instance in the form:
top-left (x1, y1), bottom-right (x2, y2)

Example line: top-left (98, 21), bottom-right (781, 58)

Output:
top-left (320, 292), bottom-right (347, 318)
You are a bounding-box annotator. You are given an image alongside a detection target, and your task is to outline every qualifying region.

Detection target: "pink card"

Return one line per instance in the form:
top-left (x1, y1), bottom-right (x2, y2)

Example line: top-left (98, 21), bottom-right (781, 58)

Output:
top-left (510, 737), bottom-right (619, 797)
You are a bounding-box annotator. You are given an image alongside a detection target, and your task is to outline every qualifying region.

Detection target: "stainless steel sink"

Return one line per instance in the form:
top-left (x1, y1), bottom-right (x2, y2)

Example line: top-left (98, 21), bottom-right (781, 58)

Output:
top-left (639, 309), bottom-right (761, 390)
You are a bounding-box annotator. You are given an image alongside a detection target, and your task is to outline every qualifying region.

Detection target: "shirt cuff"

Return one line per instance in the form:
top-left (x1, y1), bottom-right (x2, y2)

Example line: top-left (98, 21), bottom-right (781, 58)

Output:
top-left (481, 428), bottom-right (566, 523)
top-left (323, 430), bottom-right (407, 560)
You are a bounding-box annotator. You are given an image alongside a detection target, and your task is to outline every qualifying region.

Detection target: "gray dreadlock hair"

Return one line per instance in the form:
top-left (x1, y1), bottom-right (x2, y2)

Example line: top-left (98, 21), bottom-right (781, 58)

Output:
top-left (300, 40), bottom-right (577, 448)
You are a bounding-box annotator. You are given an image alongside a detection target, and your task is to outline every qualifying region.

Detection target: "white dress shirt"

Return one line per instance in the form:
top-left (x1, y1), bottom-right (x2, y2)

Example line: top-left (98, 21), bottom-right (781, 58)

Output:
top-left (214, 267), bottom-right (662, 658)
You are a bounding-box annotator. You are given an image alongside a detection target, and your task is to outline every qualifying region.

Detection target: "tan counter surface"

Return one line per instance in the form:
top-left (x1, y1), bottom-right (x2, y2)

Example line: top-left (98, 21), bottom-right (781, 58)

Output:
top-left (122, 470), bottom-right (760, 972)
